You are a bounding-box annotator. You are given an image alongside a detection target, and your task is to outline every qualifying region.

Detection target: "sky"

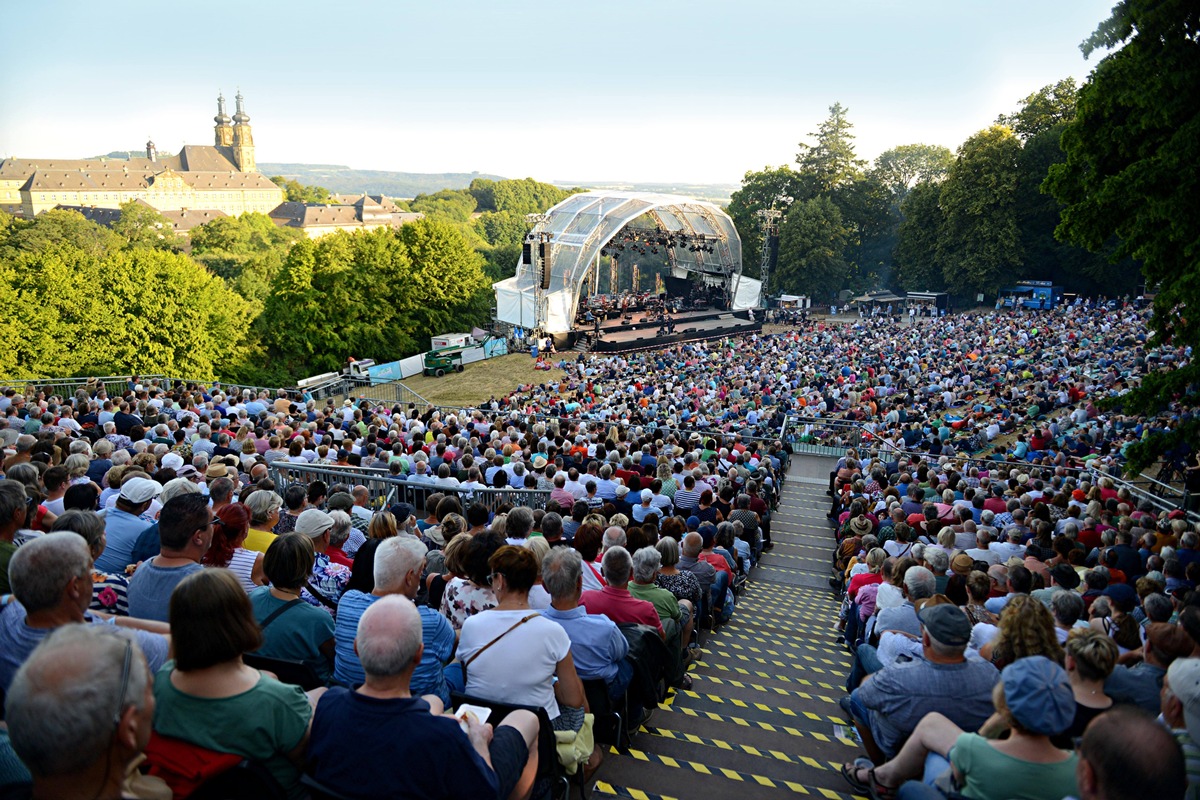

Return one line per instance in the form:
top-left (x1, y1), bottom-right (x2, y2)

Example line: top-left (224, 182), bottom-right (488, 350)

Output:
top-left (0, 0), bottom-right (1115, 186)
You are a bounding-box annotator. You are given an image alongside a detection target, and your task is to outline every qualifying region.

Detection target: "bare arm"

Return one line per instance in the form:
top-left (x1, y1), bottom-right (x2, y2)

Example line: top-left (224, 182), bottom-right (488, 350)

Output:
top-left (553, 650), bottom-right (589, 713)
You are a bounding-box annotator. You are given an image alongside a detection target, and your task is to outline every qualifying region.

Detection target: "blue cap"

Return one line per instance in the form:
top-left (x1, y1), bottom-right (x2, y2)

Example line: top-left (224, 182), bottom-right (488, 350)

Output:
top-left (686, 516), bottom-right (700, 531)
top-left (1001, 656), bottom-right (1075, 736)
top-left (1103, 582), bottom-right (1138, 611)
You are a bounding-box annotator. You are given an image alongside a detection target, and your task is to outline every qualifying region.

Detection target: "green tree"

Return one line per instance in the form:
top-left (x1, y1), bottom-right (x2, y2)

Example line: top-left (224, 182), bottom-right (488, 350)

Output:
top-left (408, 189), bottom-right (477, 223)
top-left (1045, 0), bottom-right (1200, 471)
top-left (474, 210), bottom-right (529, 248)
top-left (996, 78), bottom-right (1079, 140)
top-left (937, 125), bottom-right (1023, 298)
top-left (189, 212), bottom-right (302, 306)
top-left (871, 144), bottom-right (955, 202)
top-left (725, 165), bottom-right (811, 278)
top-left (831, 173), bottom-right (896, 290)
top-left (775, 196), bottom-right (850, 300)
top-left (893, 181), bottom-right (947, 291)
top-left (795, 103), bottom-right (865, 194)
top-left (269, 176), bottom-right (332, 204)
top-left (111, 201), bottom-right (183, 252)
top-left (468, 178), bottom-right (497, 211)
top-left (0, 208), bottom-right (122, 259)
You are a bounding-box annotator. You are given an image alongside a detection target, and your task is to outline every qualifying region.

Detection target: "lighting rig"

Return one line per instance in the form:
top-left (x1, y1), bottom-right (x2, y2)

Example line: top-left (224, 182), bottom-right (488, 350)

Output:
top-left (598, 228), bottom-right (719, 258)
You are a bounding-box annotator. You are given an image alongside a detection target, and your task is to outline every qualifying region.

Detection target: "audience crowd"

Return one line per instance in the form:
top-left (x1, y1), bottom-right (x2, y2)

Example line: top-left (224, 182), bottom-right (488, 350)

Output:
top-left (0, 300), bottom-right (1197, 800)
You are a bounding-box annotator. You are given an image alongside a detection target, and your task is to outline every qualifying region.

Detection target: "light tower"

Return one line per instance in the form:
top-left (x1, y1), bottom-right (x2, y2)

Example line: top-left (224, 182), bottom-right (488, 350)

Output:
top-left (524, 213), bottom-right (553, 333)
top-left (755, 208), bottom-right (783, 308)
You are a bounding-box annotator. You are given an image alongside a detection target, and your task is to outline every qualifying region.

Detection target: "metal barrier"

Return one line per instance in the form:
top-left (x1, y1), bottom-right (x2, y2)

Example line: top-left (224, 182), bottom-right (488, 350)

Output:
top-left (347, 379), bottom-right (430, 408)
top-left (267, 461), bottom-right (551, 514)
top-left (786, 416), bottom-right (866, 457)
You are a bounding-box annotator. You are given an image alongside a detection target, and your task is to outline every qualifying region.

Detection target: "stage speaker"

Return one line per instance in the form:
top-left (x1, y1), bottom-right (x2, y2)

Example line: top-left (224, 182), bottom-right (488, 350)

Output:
top-left (539, 242), bottom-right (552, 289)
top-left (522, 243), bottom-right (532, 265)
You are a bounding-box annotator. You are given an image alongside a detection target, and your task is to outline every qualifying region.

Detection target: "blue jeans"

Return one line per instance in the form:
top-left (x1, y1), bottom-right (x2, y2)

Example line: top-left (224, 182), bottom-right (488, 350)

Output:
top-left (608, 657), bottom-right (634, 701)
top-left (846, 643), bottom-right (882, 693)
top-left (710, 570), bottom-right (731, 622)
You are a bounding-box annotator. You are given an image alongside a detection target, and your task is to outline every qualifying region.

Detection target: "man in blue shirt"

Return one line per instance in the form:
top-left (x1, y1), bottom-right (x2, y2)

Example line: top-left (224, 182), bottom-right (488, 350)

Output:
top-left (540, 547), bottom-right (632, 701)
top-left (95, 478), bottom-right (159, 574)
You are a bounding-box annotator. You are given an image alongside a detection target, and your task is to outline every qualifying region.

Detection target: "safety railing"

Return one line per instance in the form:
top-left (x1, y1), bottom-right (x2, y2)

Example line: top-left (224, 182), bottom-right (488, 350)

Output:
top-left (267, 461), bottom-right (551, 514)
top-left (785, 415), bottom-right (867, 457)
top-left (346, 379), bottom-right (430, 409)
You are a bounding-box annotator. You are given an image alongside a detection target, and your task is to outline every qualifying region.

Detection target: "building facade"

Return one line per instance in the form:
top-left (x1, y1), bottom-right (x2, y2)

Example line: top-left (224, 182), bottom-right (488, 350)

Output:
top-left (0, 93), bottom-right (282, 219)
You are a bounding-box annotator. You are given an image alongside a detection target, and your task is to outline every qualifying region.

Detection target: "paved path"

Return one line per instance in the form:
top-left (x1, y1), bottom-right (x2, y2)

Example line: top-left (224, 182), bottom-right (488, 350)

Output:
top-left (592, 457), bottom-right (867, 800)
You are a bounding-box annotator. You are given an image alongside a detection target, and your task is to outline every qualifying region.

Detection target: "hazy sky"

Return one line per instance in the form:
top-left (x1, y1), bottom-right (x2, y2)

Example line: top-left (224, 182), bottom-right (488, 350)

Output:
top-left (1, 0), bottom-right (1113, 185)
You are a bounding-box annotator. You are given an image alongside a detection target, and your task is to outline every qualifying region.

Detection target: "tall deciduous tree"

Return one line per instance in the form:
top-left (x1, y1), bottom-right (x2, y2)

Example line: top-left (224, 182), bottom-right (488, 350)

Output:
top-left (111, 201), bottom-right (183, 252)
top-left (269, 176), bottom-right (332, 204)
top-left (775, 196), bottom-right (850, 300)
top-left (1045, 0), bottom-right (1200, 471)
top-left (996, 78), bottom-right (1079, 140)
top-left (871, 144), bottom-right (955, 201)
top-left (795, 103), bottom-right (865, 194)
top-left (938, 125), bottom-right (1023, 298)
top-left (725, 165), bottom-right (811, 278)
top-left (893, 181), bottom-right (946, 291)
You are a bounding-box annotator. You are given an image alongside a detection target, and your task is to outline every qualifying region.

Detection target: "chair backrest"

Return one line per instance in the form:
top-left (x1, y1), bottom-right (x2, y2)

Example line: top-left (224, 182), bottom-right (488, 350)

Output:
top-left (242, 653), bottom-right (324, 691)
top-left (300, 773), bottom-right (353, 800)
top-left (449, 691), bottom-right (557, 786)
top-left (190, 760), bottom-right (288, 800)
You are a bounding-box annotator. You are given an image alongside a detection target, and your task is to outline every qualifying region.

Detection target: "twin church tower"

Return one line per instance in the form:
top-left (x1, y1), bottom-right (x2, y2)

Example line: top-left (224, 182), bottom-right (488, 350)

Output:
top-left (212, 91), bottom-right (255, 172)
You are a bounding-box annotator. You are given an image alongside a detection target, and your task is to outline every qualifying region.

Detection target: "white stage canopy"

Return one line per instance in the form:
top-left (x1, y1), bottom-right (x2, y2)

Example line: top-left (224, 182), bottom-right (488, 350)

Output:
top-left (493, 191), bottom-right (749, 334)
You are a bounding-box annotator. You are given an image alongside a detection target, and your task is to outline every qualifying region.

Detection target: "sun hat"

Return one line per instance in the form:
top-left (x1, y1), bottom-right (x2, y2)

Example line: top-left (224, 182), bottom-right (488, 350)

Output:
top-left (916, 603), bottom-right (972, 647)
top-left (119, 477), bottom-right (162, 504)
top-left (160, 453), bottom-right (185, 472)
top-left (1000, 656), bottom-right (1075, 736)
top-left (204, 463), bottom-right (228, 480)
top-left (951, 553), bottom-right (974, 577)
top-left (294, 508), bottom-right (335, 538)
top-left (849, 515), bottom-right (873, 536)
top-left (1049, 564), bottom-right (1081, 591)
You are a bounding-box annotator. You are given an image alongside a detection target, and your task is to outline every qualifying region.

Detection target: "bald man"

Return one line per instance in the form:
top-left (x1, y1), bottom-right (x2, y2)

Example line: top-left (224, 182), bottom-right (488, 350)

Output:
top-left (306, 596), bottom-right (539, 800)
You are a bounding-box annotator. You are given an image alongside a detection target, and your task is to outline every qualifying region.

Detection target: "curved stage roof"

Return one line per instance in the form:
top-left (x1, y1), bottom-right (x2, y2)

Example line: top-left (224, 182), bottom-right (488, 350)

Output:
top-left (493, 191), bottom-right (759, 333)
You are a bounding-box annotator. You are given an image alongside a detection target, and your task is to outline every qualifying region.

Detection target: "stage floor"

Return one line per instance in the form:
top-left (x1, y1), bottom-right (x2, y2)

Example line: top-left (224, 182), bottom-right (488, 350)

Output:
top-left (587, 312), bottom-right (762, 353)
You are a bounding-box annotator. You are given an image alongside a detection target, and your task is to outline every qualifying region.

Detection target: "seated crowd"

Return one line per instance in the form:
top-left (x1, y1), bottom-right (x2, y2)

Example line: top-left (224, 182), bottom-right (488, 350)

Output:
top-left (0, 377), bottom-right (779, 799)
top-left (830, 443), bottom-right (1199, 799)
top-left (0, 299), bottom-right (1196, 799)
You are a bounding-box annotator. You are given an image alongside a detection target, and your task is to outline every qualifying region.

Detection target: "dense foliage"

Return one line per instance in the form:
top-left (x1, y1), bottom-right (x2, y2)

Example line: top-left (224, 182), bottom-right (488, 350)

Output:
top-left (1045, 0), bottom-right (1200, 471)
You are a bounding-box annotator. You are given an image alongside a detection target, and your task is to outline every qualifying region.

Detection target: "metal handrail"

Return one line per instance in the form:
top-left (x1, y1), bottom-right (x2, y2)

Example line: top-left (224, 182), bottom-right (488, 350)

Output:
top-left (267, 461), bottom-right (552, 514)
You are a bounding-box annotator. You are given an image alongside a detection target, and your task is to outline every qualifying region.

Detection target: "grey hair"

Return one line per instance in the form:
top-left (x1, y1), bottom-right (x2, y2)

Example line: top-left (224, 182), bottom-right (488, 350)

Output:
top-left (48, 510), bottom-right (106, 556)
top-left (1143, 592), bottom-right (1173, 623)
top-left (903, 566), bottom-right (936, 600)
top-left (1050, 589), bottom-right (1085, 626)
top-left (632, 546), bottom-right (662, 583)
top-left (327, 510), bottom-right (353, 548)
top-left (9, 532), bottom-right (93, 614)
top-left (542, 547), bottom-right (583, 600)
top-left (373, 536), bottom-right (427, 592)
top-left (245, 489), bottom-right (283, 525)
top-left (601, 545), bottom-right (633, 586)
top-left (602, 526), bottom-right (626, 551)
top-left (926, 548), bottom-right (950, 573)
top-left (656, 535), bottom-right (681, 566)
top-left (160, 477), bottom-right (200, 505)
top-left (6, 625), bottom-right (150, 777)
top-left (355, 595), bottom-right (423, 678)
top-left (64, 453), bottom-right (90, 478)
top-left (0, 479), bottom-right (27, 524)
top-left (507, 506), bottom-right (534, 539)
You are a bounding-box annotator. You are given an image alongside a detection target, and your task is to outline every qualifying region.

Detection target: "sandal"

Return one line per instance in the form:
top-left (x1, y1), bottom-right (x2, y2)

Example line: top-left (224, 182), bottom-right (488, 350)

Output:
top-left (678, 674), bottom-right (694, 690)
top-left (839, 761), bottom-right (897, 800)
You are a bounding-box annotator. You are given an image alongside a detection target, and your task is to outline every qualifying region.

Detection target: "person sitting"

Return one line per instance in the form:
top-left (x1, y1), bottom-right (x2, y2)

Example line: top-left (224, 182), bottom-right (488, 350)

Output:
top-left (5, 625), bottom-right (165, 800)
top-left (201, 502), bottom-right (266, 591)
top-left (541, 547), bottom-right (634, 702)
top-left (152, 568), bottom-right (317, 799)
top-left (0, 532), bottom-right (169, 692)
top-left (842, 603), bottom-right (999, 764)
top-left (456, 546), bottom-right (590, 736)
top-left (1075, 706), bottom-right (1187, 800)
top-left (293, 508), bottom-right (351, 610)
top-left (249, 532), bottom-right (337, 686)
top-left (126, 493), bottom-right (213, 622)
top-left (1104, 621), bottom-right (1196, 714)
top-left (305, 595), bottom-right (540, 800)
top-left (843, 656), bottom-right (1079, 800)
top-left (581, 546), bottom-right (664, 638)
top-left (333, 536), bottom-right (455, 703)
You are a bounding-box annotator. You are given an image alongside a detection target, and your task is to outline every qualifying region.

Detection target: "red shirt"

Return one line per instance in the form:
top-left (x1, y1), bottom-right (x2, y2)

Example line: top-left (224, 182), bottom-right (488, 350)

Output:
top-left (580, 586), bottom-right (663, 634)
top-left (700, 551), bottom-right (733, 577)
top-left (848, 572), bottom-right (883, 600)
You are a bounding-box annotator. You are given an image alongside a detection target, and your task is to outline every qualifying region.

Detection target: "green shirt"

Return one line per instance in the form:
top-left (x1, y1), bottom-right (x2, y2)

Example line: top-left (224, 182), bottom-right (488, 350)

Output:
top-left (0, 541), bottom-right (15, 595)
top-left (152, 662), bottom-right (311, 799)
top-left (628, 581), bottom-right (682, 624)
top-left (249, 586), bottom-right (336, 684)
top-left (950, 732), bottom-right (1078, 800)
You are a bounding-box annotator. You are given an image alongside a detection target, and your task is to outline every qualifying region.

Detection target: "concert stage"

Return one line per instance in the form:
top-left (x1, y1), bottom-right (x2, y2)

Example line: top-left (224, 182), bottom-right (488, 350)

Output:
top-left (574, 308), bottom-right (762, 353)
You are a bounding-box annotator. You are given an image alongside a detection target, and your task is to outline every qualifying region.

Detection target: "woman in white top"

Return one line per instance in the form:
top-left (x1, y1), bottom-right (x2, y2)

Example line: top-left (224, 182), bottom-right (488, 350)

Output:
top-left (201, 502), bottom-right (266, 591)
top-left (456, 545), bottom-right (588, 729)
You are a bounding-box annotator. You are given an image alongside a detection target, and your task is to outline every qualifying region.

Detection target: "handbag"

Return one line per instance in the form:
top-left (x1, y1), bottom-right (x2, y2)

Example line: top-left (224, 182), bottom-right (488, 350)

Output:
top-left (458, 612), bottom-right (539, 686)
